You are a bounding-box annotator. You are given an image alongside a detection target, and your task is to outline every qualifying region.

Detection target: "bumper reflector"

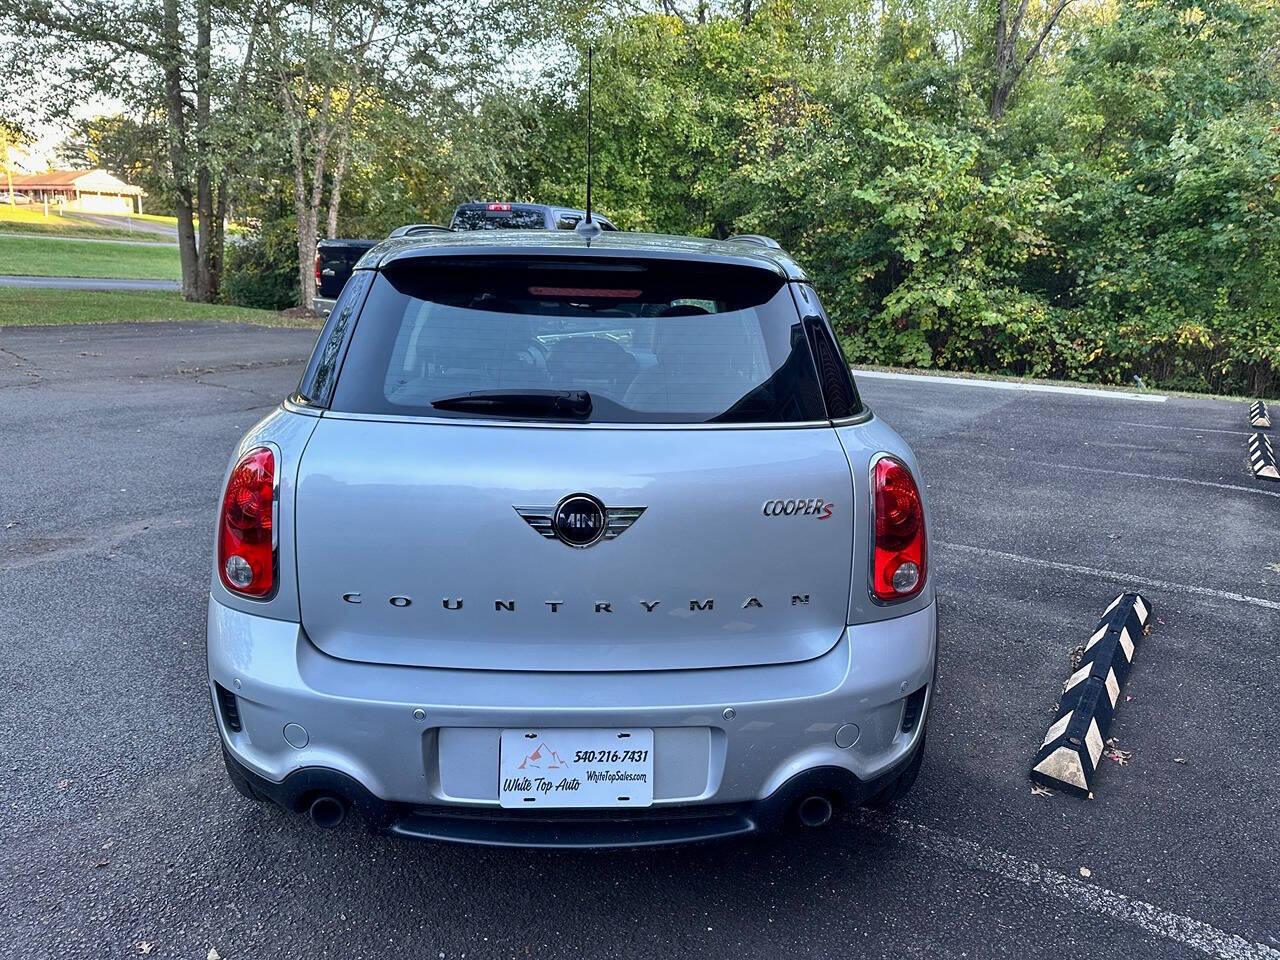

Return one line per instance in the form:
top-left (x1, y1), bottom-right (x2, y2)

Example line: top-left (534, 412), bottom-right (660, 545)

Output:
top-left (216, 683), bottom-right (243, 733)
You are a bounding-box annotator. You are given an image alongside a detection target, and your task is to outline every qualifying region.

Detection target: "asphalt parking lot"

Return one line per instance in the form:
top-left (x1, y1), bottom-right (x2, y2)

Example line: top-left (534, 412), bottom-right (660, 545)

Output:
top-left (2, 321), bottom-right (1277, 960)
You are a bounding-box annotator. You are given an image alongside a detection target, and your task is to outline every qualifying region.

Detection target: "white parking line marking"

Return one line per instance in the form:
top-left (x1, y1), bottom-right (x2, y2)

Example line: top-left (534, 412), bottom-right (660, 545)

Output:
top-left (871, 816), bottom-right (1280, 960)
top-left (852, 369), bottom-right (1168, 402)
top-left (1110, 420), bottom-right (1252, 437)
top-left (1019, 458), bottom-right (1280, 500)
top-left (938, 542), bottom-right (1280, 612)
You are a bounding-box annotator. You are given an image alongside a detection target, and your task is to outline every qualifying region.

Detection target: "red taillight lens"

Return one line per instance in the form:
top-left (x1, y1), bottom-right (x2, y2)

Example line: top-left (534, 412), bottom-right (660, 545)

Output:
top-left (872, 456), bottom-right (926, 602)
top-left (218, 447), bottom-right (276, 597)
top-left (314, 252), bottom-right (322, 284)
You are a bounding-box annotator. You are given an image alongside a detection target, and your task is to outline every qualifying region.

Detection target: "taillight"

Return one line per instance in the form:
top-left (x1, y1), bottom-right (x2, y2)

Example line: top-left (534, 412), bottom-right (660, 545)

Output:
top-left (314, 251), bottom-right (322, 284)
top-left (871, 456), bottom-right (926, 602)
top-left (218, 447), bottom-right (276, 597)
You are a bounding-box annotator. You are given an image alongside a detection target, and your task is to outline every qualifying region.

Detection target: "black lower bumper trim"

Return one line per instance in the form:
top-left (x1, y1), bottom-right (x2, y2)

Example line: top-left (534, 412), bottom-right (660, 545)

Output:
top-left (222, 743), bottom-right (920, 849)
top-left (391, 806), bottom-right (758, 848)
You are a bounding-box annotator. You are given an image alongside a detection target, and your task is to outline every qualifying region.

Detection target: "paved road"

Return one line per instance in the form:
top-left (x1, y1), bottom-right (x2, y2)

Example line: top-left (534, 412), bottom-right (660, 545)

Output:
top-left (62, 213), bottom-right (186, 241)
top-left (0, 231), bottom-right (178, 248)
top-left (0, 275), bottom-right (181, 291)
top-left (1, 322), bottom-right (1276, 960)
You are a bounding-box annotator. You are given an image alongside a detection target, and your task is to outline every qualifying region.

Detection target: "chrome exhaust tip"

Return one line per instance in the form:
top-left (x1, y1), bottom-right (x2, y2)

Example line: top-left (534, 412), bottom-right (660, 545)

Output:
top-left (308, 795), bottom-right (346, 829)
top-left (796, 795), bottom-right (833, 828)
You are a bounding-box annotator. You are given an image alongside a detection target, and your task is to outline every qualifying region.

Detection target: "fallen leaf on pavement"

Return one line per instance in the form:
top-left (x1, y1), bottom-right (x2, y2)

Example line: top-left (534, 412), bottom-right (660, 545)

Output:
top-left (137, 943), bottom-right (153, 955)
top-left (1174, 757), bottom-right (1188, 764)
top-left (1031, 784), bottom-right (1053, 797)
top-left (1104, 747), bottom-right (1132, 765)
top-left (208, 949), bottom-right (222, 960)
top-left (1079, 867), bottom-right (1092, 878)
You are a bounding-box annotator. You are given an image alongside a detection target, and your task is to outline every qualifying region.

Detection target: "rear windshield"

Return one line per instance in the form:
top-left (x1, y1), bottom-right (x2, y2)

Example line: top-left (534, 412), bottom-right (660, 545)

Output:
top-left (451, 207), bottom-right (547, 230)
top-left (328, 257), bottom-right (829, 424)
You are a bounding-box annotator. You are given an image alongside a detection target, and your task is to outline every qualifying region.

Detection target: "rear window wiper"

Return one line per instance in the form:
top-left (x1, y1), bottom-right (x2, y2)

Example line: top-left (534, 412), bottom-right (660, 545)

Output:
top-left (430, 389), bottom-right (593, 419)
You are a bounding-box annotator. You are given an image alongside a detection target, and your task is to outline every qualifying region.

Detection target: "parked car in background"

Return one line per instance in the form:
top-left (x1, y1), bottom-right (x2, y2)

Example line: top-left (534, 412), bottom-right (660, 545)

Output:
top-left (313, 237), bottom-right (377, 317)
top-left (450, 202), bottom-right (618, 232)
top-left (211, 228), bottom-right (935, 847)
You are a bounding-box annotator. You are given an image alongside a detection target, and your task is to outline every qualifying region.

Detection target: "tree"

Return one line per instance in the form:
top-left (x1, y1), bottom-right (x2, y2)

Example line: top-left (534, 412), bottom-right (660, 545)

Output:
top-left (55, 114), bottom-right (180, 216)
top-left (990, 0), bottom-right (1078, 120)
top-left (0, 0), bottom-right (261, 301)
top-left (0, 118), bottom-right (28, 207)
top-left (256, 0), bottom-right (508, 309)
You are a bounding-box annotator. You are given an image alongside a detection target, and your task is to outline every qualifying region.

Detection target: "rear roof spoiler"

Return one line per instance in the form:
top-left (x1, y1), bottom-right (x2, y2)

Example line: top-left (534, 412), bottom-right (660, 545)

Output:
top-left (727, 234), bottom-right (782, 250)
top-left (388, 223), bottom-right (453, 238)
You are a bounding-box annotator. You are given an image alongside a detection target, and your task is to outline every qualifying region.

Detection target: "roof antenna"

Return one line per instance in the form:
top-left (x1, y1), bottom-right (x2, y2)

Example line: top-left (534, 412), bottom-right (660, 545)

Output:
top-left (576, 45), bottom-right (602, 240)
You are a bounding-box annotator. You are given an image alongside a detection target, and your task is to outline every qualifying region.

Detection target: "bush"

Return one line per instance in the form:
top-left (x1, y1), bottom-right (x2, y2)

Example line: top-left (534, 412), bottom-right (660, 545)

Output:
top-left (221, 221), bottom-right (298, 311)
top-left (490, 1), bottom-right (1280, 397)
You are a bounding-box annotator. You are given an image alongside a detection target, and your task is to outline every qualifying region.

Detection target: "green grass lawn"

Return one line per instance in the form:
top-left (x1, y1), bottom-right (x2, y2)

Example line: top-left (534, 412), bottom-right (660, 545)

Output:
top-left (0, 288), bottom-right (312, 327)
top-left (0, 203), bottom-right (167, 242)
top-left (0, 234), bottom-right (182, 280)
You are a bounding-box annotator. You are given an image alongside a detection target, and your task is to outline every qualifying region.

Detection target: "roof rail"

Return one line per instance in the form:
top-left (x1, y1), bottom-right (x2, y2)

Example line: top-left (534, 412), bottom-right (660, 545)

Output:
top-left (726, 234), bottom-right (782, 250)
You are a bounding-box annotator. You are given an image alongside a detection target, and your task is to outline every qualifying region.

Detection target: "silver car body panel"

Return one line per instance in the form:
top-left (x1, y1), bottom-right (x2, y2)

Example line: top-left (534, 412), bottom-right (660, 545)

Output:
top-left (293, 416), bottom-right (858, 672)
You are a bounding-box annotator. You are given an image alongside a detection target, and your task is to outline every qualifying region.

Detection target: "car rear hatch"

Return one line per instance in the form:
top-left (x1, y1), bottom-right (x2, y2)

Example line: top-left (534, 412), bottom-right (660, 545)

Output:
top-left (294, 253), bottom-right (854, 672)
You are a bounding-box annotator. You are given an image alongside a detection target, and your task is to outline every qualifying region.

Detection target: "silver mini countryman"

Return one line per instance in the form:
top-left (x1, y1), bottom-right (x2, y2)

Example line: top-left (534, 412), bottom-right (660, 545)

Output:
top-left (208, 229), bottom-right (936, 847)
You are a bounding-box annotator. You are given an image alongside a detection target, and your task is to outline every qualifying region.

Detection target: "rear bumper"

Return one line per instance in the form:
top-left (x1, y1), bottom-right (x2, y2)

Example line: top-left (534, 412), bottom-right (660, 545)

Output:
top-left (207, 596), bottom-right (936, 845)
top-left (312, 296), bottom-right (337, 317)
top-left (223, 744), bottom-right (921, 848)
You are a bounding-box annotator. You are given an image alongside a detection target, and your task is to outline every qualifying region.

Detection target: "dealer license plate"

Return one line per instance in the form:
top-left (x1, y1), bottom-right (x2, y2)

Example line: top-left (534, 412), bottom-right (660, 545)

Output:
top-left (498, 728), bottom-right (654, 809)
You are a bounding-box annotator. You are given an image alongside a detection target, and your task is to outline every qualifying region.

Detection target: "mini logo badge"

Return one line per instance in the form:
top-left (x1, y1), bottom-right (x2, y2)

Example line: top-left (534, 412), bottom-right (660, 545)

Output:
top-left (554, 494), bottom-right (606, 547)
top-left (515, 495), bottom-right (645, 548)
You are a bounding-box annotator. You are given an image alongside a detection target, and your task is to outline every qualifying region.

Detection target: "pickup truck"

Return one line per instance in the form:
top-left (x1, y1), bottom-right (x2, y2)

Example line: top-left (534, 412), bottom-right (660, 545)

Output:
top-left (450, 202), bottom-right (618, 232)
top-left (312, 204), bottom-right (618, 316)
top-left (314, 238), bottom-right (378, 317)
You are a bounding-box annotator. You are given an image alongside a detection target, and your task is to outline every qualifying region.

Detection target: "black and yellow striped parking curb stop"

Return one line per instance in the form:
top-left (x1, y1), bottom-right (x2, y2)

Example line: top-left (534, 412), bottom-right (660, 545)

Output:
top-left (1031, 593), bottom-right (1152, 797)
top-left (1249, 400), bottom-right (1270, 429)
top-left (1249, 432), bottom-right (1279, 481)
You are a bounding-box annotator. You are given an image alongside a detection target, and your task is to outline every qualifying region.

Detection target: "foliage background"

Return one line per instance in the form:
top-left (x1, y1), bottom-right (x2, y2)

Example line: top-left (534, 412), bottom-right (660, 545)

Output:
top-left (8, 0), bottom-right (1279, 395)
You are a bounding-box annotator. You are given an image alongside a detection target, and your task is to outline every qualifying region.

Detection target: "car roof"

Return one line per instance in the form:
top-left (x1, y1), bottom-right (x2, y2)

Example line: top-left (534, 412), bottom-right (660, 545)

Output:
top-left (356, 229), bottom-right (807, 281)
